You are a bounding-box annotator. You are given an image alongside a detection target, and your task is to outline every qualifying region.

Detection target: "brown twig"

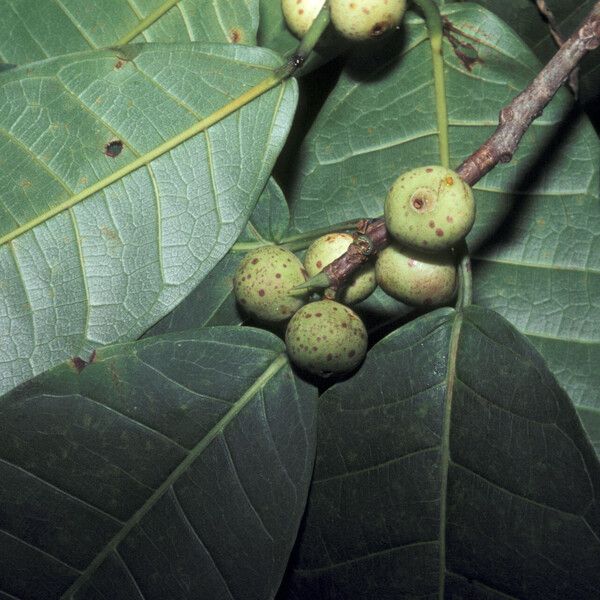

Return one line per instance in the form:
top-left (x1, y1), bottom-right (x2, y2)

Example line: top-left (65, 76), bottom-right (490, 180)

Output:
top-left (320, 0), bottom-right (600, 292)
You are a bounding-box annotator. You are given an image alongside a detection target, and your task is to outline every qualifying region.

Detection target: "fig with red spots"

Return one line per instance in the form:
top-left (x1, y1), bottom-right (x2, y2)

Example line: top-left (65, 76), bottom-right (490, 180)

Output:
top-left (285, 300), bottom-right (368, 376)
top-left (375, 243), bottom-right (457, 306)
top-left (384, 165), bottom-right (475, 252)
top-left (304, 233), bottom-right (376, 304)
top-left (282, 0), bottom-right (326, 38)
top-left (233, 246), bottom-right (308, 322)
top-left (330, 0), bottom-right (406, 40)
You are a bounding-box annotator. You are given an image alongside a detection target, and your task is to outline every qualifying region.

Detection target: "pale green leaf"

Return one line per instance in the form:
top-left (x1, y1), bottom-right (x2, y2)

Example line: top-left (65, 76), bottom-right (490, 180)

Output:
top-left (0, 0), bottom-right (259, 63)
top-left (143, 177), bottom-right (290, 335)
top-left (0, 44), bottom-right (297, 394)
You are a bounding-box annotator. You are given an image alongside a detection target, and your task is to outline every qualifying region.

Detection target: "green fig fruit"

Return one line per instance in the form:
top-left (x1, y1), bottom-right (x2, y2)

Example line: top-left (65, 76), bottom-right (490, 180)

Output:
top-left (282, 0), bottom-right (326, 38)
top-left (330, 0), bottom-right (406, 41)
top-left (233, 246), bottom-right (308, 322)
top-left (384, 165), bottom-right (475, 252)
top-left (376, 243), bottom-right (457, 306)
top-left (285, 300), bottom-right (368, 375)
top-left (304, 233), bottom-right (377, 304)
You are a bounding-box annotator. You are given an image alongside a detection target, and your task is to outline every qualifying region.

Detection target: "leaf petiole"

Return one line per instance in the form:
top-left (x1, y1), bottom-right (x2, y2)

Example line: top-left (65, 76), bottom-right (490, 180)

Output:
top-left (410, 0), bottom-right (450, 168)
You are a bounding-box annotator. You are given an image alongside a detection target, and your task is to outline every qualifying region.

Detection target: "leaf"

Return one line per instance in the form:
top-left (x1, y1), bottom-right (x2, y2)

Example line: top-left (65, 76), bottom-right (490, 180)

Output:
top-left (0, 326), bottom-right (316, 599)
top-left (283, 4), bottom-right (600, 412)
top-left (279, 305), bottom-right (600, 599)
top-left (0, 0), bottom-right (259, 63)
top-left (0, 44), bottom-right (297, 395)
top-left (143, 177), bottom-right (290, 335)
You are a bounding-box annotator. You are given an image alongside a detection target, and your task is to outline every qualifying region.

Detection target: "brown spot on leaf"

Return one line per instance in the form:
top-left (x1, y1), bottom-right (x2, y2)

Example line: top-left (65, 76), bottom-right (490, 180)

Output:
top-left (70, 350), bottom-right (96, 373)
top-left (100, 226), bottom-right (119, 241)
top-left (446, 215), bottom-right (454, 223)
top-left (251, 258), bottom-right (259, 264)
top-left (316, 260), bottom-right (323, 269)
top-left (229, 28), bottom-right (243, 43)
top-left (275, 273), bottom-right (281, 278)
top-left (258, 289), bottom-right (265, 297)
top-left (429, 220), bottom-right (435, 229)
top-left (443, 18), bottom-right (484, 72)
top-left (436, 228), bottom-right (444, 237)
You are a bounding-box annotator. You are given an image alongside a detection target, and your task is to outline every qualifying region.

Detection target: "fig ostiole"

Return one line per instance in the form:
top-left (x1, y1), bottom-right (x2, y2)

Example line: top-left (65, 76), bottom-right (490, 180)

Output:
top-left (384, 165), bottom-right (475, 252)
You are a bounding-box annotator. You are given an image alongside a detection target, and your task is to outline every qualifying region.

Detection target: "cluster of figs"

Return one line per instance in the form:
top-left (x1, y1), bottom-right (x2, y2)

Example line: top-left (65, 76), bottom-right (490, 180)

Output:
top-left (234, 166), bottom-right (475, 376)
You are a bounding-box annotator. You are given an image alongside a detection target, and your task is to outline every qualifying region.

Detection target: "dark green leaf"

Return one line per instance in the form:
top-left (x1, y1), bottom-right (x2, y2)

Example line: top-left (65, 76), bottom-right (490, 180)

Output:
top-left (0, 44), bottom-right (297, 395)
top-left (0, 0), bottom-right (259, 63)
top-left (283, 3), bottom-right (600, 411)
top-left (470, 0), bottom-right (599, 123)
top-left (280, 306), bottom-right (600, 599)
top-left (0, 326), bottom-right (316, 599)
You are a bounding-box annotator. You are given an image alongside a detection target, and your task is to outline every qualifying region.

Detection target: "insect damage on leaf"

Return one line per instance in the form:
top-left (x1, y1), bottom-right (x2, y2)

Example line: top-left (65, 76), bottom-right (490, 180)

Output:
top-left (229, 27), bottom-right (243, 43)
top-left (443, 18), bottom-right (484, 72)
top-left (69, 350), bottom-right (97, 373)
top-left (104, 139), bottom-right (124, 157)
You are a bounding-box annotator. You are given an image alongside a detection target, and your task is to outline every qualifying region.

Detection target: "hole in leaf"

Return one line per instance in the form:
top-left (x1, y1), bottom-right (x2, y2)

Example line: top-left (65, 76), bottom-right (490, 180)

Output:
top-left (104, 140), bottom-right (123, 158)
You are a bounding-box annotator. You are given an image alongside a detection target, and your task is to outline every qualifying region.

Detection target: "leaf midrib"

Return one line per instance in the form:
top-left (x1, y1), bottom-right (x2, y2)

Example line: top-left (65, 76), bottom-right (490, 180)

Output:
top-left (0, 49), bottom-right (284, 247)
top-left (439, 311), bottom-right (463, 599)
top-left (60, 351), bottom-right (289, 598)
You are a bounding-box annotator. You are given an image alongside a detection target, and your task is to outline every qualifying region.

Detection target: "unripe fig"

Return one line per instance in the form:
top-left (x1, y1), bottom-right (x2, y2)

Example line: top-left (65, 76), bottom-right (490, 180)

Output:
top-left (285, 300), bottom-right (368, 375)
top-left (304, 233), bottom-right (376, 304)
top-left (384, 166), bottom-right (475, 252)
top-left (233, 246), bottom-right (308, 322)
top-left (330, 0), bottom-right (406, 41)
top-left (282, 0), bottom-right (326, 38)
top-left (375, 243), bottom-right (457, 306)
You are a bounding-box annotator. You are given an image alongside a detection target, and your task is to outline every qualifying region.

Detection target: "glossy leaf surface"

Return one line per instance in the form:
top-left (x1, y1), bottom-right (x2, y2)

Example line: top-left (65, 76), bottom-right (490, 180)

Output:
top-left (0, 326), bottom-right (316, 599)
top-left (284, 3), bottom-right (600, 410)
top-left (0, 44), bottom-right (297, 394)
top-left (0, 0), bottom-right (259, 63)
top-left (281, 306), bottom-right (600, 599)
